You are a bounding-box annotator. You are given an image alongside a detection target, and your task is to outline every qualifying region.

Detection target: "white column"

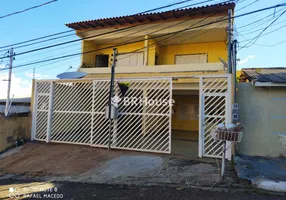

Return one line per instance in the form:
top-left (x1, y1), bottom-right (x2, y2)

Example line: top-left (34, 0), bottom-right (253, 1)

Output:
top-left (226, 74), bottom-right (232, 160)
top-left (46, 81), bottom-right (54, 143)
top-left (198, 77), bottom-right (204, 158)
top-left (31, 81), bottom-right (38, 141)
top-left (144, 35), bottom-right (148, 66)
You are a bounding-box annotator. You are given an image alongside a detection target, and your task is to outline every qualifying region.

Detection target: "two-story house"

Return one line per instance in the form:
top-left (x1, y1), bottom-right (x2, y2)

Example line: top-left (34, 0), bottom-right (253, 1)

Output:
top-left (32, 2), bottom-right (235, 160)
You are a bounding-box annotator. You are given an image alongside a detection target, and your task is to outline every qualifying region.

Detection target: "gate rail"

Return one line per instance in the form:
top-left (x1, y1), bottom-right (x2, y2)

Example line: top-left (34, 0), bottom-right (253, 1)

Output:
top-left (31, 78), bottom-right (172, 154)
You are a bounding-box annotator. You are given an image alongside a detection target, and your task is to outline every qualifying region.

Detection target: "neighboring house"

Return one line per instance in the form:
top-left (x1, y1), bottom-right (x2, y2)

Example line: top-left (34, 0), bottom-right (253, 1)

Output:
top-left (238, 68), bottom-right (286, 157)
top-left (0, 97), bottom-right (31, 152)
top-left (32, 2), bottom-right (236, 160)
top-left (0, 97), bottom-right (31, 116)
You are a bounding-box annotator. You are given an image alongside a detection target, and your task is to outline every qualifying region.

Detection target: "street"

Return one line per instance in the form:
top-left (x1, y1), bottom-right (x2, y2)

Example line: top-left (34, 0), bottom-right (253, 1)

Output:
top-left (0, 179), bottom-right (284, 200)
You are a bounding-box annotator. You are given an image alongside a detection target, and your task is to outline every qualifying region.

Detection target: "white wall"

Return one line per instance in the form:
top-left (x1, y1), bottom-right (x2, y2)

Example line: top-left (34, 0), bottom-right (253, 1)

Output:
top-left (237, 83), bottom-right (286, 157)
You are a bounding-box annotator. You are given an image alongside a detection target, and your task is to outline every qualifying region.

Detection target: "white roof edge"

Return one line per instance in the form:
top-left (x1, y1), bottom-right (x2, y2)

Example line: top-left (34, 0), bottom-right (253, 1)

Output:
top-left (254, 82), bottom-right (286, 87)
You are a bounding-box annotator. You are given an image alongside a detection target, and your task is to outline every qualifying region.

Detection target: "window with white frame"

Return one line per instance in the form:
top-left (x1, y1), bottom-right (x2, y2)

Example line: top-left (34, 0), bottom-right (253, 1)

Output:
top-left (175, 54), bottom-right (207, 64)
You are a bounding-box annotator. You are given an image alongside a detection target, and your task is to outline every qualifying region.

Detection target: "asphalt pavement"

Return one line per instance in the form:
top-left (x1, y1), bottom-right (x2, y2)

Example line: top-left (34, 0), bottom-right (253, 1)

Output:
top-left (0, 179), bottom-right (284, 200)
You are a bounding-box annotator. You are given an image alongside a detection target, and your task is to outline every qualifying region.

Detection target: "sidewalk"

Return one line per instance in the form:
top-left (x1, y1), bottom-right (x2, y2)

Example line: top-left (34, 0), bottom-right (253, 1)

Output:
top-left (235, 155), bottom-right (286, 192)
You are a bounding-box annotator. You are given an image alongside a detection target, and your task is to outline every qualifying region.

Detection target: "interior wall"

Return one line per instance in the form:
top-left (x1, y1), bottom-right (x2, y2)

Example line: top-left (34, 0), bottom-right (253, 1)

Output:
top-left (172, 94), bottom-right (199, 141)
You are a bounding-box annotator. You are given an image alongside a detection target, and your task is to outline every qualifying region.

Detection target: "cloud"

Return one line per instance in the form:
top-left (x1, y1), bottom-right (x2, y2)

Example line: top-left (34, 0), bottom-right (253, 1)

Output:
top-left (0, 73), bottom-right (32, 98)
top-left (238, 55), bottom-right (256, 66)
top-left (25, 72), bottom-right (50, 79)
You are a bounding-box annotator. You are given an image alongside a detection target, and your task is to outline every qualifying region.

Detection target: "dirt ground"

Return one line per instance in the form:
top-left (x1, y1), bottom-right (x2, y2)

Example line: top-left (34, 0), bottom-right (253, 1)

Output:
top-left (0, 142), bottom-right (147, 176)
top-left (0, 142), bottom-right (241, 188)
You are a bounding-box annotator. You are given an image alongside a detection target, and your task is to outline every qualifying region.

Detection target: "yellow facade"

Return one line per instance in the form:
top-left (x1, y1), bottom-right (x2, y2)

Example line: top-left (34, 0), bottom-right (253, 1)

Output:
top-left (81, 40), bottom-right (227, 68)
top-left (159, 42), bottom-right (227, 64)
top-left (76, 18), bottom-right (229, 141)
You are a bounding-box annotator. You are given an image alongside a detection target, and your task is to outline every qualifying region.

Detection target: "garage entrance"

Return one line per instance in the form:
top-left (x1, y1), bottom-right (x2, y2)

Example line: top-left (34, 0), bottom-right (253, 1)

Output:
top-left (32, 78), bottom-right (172, 154)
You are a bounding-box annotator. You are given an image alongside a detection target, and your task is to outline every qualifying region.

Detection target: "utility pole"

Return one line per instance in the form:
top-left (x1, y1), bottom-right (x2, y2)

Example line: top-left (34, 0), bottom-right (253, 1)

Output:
top-left (108, 48), bottom-right (118, 151)
top-left (5, 48), bottom-right (13, 116)
top-left (233, 40), bottom-right (237, 103)
top-left (33, 67), bottom-right (35, 80)
top-left (227, 9), bottom-right (233, 74)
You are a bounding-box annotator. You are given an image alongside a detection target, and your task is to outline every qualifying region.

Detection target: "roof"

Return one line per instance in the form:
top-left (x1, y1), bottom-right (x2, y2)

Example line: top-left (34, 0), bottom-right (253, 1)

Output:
top-left (66, 2), bottom-right (235, 30)
top-left (0, 97), bottom-right (31, 104)
top-left (0, 105), bottom-right (30, 114)
top-left (241, 68), bottom-right (286, 83)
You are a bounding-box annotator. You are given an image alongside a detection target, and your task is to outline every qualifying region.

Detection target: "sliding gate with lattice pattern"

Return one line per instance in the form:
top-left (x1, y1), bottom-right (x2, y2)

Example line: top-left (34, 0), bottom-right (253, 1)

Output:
top-left (32, 78), bottom-right (172, 154)
top-left (199, 75), bottom-right (232, 158)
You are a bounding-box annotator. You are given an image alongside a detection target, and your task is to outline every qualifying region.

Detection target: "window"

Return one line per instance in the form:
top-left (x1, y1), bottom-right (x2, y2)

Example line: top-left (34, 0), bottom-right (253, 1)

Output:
top-left (95, 55), bottom-right (109, 67)
top-left (175, 54), bottom-right (207, 64)
top-left (116, 52), bottom-right (144, 67)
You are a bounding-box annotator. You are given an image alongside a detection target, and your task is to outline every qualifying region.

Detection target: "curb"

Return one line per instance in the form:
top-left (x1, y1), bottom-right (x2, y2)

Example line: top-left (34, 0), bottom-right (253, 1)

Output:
top-left (252, 179), bottom-right (286, 193)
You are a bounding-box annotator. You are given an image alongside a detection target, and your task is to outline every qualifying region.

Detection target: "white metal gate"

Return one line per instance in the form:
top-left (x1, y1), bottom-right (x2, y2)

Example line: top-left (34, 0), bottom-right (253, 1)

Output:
top-left (32, 78), bottom-right (172, 154)
top-left (199, 74), bottom-right (232, 158)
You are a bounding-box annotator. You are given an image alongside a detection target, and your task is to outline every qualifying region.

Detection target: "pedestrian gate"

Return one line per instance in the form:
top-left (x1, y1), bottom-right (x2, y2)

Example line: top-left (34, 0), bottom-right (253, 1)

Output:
top-left (199, 74), bottom-right (232, 158)
top-left (32, 78), bottom-right (172, 154)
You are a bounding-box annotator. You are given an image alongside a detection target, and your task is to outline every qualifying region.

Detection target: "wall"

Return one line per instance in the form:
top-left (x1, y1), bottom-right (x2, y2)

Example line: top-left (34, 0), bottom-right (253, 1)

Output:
top-left (82, 41), bottom-right (145, 67)
top-left (159, 41), bottom-right (227, 64)
top-left (0, 115), bottom-right (31, 152)
top-left (237, 83), bottom-right (286, 157)
top-left (172, 95), bottom-right (199, 141)
top-left (81, 40), bottom-right (227, 68)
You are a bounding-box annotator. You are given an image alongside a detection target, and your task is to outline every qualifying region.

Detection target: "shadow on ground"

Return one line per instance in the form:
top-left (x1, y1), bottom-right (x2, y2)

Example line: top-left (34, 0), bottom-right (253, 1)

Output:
top-left (0, 142), bottom-right (242, 188)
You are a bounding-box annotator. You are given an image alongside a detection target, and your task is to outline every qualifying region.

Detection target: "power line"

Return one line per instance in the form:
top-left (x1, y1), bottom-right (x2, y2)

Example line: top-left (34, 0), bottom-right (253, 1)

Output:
top-left (14, 1), bottom-right (235, 72)
top-left (254, 39), bottom-right (286, 47)
top-left (115, 11), bottom-right (220, 62)
top-left (239, 9), bottom-right (286, 50)
top-left (238, 22), bottom-right (286, 43)
top-left (235, 0), bottom-right (259, 12)
top-left (3, 3), bottom-right (284, 71)
top-left (0, 30), bottom-right (73, 50)
top-left (0, 0), bottom-right (59, 20)
top-left (0, 0), bottom-right (198, 50)
top-left (2, 1), bottom-right (284, 61)
top-left (3, 1), bottom-right (286, 72)
top-left (0, 2), bottom-right (234, 60)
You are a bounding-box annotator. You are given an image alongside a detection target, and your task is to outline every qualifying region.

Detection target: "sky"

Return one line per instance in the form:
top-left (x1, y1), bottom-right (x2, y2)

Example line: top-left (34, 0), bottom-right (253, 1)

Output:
top-left (0, 0), bottom-right (286, 98)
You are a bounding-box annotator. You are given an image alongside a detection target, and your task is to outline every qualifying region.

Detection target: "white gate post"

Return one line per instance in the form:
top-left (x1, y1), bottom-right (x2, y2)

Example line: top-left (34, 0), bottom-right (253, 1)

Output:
top-left (198, 77), bottom-right (203, 158)
top-left (46, 81), bottom-right (54, 143)
top-left (169, 78), bottom-right (172, 154)
top-left (91, 80), bottom-right (95, 146)
top-left (226, 74), bottom-right (232, 160)
top-left (31, 81), bottom-right (38, 141)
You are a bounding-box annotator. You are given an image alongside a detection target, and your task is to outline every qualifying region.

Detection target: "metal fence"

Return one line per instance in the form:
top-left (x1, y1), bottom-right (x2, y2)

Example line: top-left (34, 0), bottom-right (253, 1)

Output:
top-left (199, 74), bottom-right (231, 158)
top-left (32, 78), bottom-right (172, 154)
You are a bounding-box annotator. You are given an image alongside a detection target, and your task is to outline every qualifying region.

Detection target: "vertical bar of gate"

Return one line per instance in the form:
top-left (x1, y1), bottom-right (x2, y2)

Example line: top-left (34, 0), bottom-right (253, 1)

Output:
top-left (46, 81), bottom-right (54, 143)
top-left (198, 77), bottom-right (203, 158)
top-left (225, 74), bottom-right (232, 160)
top-left (168, 78), bottom-right (172, 154)
top-left (91, 80), bottom-right (95, 146)
top-left (31, 81), bottom-right (38, 141)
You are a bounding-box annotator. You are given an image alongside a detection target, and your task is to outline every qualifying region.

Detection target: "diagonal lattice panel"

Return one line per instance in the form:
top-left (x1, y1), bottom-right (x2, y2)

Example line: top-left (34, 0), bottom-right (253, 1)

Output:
top-left (109, 78), bottom-right (172, 153)
top-left (34, 81), bottom-right (51, 141)
top-left (33, 78), bottom-right (172, 154)
top-left (51, 80), bottom-right (93, 145)
top-left (200, 75), bottom-right (230, 158)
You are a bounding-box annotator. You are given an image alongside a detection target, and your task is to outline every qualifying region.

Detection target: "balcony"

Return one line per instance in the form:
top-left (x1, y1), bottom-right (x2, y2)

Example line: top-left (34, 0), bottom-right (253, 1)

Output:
top-left (79, 63), bottom-right (225, 75)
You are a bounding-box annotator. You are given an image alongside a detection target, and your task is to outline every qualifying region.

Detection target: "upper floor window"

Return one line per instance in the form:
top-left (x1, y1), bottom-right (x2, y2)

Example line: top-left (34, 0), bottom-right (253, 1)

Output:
top-left (116, 52), bottom-right (144, 67)
top-left (175, 54), bottom-right (207, 64)
top-left (96, 54), bottom-right (109, 67)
